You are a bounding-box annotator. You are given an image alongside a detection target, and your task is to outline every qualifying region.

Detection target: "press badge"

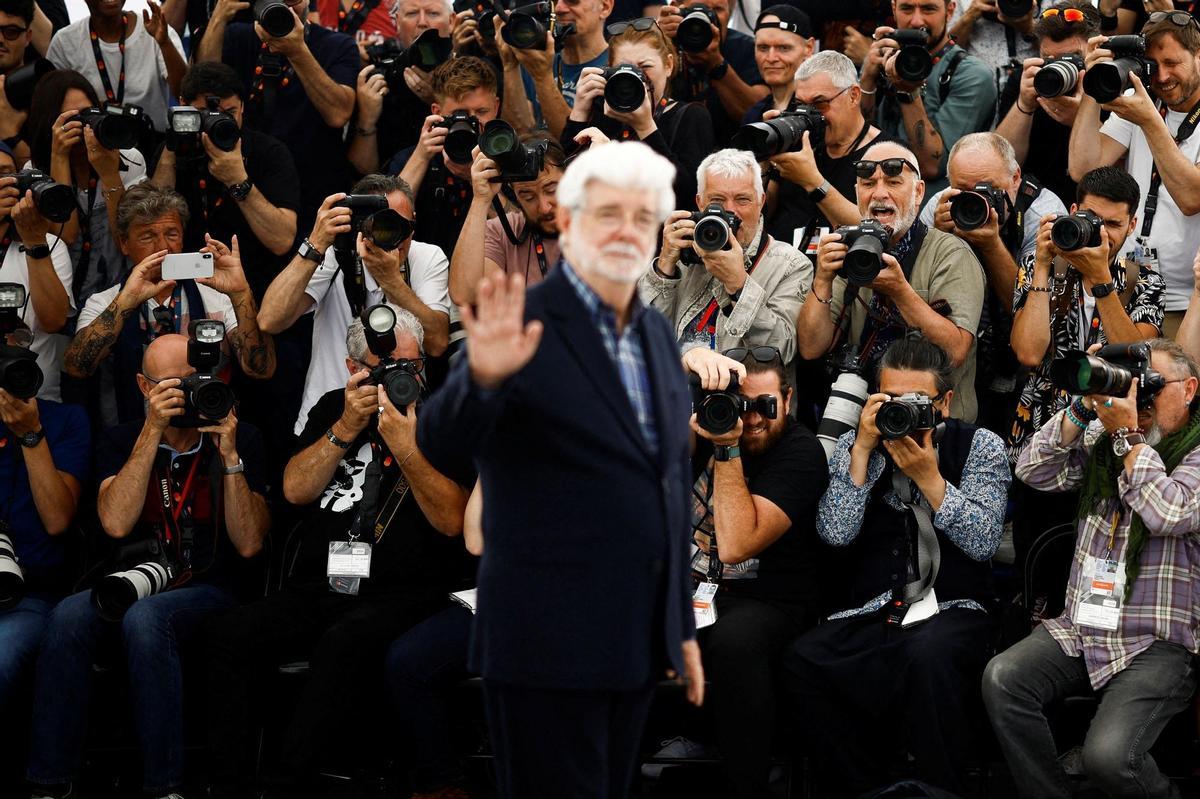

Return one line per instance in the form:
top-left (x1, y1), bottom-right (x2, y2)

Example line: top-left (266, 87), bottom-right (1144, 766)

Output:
top-left (327, 541), bottom-right (372, 596)
top-left (1074, 555), bottom-right (1124, 631)
top-left (1133, 238), bottom-right (1160, 272)
top-left (798, 226), bottom-right (830, 258)
top-left (693, 581), bottom-right (718, 629)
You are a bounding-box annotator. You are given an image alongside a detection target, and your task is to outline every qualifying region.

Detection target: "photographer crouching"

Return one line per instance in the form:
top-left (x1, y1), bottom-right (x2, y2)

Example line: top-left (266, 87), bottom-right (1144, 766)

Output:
top-left (26, 328), bottom-right (269, 799)
top-left (784, 338), bottom-right (1010, 797)
top-left (986, 338), bottom-right (1200, 797)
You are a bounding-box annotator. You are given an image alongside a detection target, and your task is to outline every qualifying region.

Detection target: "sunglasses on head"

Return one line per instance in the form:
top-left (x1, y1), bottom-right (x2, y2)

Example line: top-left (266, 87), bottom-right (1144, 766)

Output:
top-left (0, 24), bottom-right (28, 41)
top-left (606, 17), bottom-right (660, 37)
top-left (853, 158), bottom-right (919, 179)
top-left (722, 346), bottom-right (781, 365)
top-left (1040, 7), bottom-right (1085, 23)
top-left (1148, 10), bottom-right (1200, 29)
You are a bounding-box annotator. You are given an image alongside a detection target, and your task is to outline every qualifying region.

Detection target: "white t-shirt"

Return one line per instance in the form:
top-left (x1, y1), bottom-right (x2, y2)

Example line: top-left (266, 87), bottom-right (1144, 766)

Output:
top-left (726, 0), bottom-right (762, 36)
top-left (46, 15), bottom-right (184, 132)
top-left (1101, 109), bottom-right (1200, 312)
top-left (295, 241), bottom-right (451, 435)
top-left (0, 235), bottom-right (75, 402)
top-left (78, 281), bottom-right (238, 332)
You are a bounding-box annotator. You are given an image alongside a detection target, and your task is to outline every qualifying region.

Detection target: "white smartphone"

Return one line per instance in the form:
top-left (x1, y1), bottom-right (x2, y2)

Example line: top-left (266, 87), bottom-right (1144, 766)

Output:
top-left (162, 252), bottom-right (214, 281)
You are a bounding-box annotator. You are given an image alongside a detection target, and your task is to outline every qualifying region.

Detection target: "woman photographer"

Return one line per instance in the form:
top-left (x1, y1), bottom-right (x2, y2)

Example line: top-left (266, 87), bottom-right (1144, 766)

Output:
top-left (562, 18), bottom-right (714, 209)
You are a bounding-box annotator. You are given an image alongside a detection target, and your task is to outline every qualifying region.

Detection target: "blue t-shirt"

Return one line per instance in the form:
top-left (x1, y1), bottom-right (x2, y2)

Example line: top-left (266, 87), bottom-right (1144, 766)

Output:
top-left (521, 49), bottom-right (610, 124)
top-left (4, 400), bottom-right (90, 590)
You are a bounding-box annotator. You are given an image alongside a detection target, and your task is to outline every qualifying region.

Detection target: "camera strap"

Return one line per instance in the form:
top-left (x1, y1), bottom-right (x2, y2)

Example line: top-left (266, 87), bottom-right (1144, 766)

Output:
top-left (490, 196), bottom-right (552, 278)
top-left (72, 179), bottom-right (100, 303)
top-left (1141, 97), bottom-right (1200, 238)
top-left (692, 235), bottom-right (771, 344)
top-left (890, 467), bottom-right (941, 607)
top-left (88, 15), bottom-right (127, 104)
top-left (336, 0), bottom-right (383, 34)
top-left (1002, 175), bottom-right (1041, 256)
top-left (248, 45), bottom-right (292, 124)
top-left (154, 444), bottom-right (204, 568)
top-left (937, 49), bottom-right (965, 105)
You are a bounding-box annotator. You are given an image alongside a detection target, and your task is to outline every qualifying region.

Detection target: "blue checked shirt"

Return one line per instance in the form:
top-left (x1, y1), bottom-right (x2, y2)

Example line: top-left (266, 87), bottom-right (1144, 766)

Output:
top-left (562, 261), bottom-right (658, 455)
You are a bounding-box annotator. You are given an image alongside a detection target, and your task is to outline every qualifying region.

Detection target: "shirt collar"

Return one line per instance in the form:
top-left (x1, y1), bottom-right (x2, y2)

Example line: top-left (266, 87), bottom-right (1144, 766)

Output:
top-left (561, 260), bottom-right (646, 328)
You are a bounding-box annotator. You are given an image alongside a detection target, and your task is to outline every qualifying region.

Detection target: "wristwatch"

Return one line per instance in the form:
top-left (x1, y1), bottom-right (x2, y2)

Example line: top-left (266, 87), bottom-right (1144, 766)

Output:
top-left (1091, 281), bottom-right (1115, 298)
top-left (1111, 426), bottom-right (1146, 457)
top-left (227, 178), bottom-right (254, 201)
top-left (18, 428), bottom-right (44, 448)
top-left (707, 60), bottom-right (730, 81)
top-left (714, 444), bottom-right (741, 462)
top-left (298, 238), bottom-right (325, 264)
top-left (23, 242), bottom-right (50, 260)
top-left (807, 180), bottom-right (831, 204)
top-left (894, 90), bottom-right (917, 104)
top-left (223, 459), bottom-right (245, 475)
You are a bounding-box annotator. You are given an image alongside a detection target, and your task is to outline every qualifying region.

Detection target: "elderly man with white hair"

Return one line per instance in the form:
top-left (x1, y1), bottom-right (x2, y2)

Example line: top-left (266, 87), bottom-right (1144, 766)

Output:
top-left (417, 141), bottom-right (704, 799)
top-left (643, 148), bottom-right (811, 365)
top-left (798, 139), bottom-right (987, 422)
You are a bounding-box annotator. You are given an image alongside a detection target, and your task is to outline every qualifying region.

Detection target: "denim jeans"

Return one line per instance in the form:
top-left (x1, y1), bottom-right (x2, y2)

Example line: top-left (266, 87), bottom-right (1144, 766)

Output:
top-left (26, 583), bottom-right (235, 794)
top-left (0, 593), bottom-right (56, 710)
top-left (982, 625), bottom-right (1197, 799)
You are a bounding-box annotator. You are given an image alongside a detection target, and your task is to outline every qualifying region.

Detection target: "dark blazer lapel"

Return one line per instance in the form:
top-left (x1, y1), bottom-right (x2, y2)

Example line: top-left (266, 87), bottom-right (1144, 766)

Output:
top-left (640, 313), bottom-right (684, 470)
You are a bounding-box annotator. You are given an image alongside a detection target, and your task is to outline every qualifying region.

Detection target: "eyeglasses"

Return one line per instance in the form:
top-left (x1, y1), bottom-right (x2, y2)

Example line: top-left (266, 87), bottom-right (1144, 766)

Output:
top-left (1147, 11), bottom-right (1200, 29)
top-left (798, 85), bottom-right (851, 111)
top-left (722, 346), bottom-right (781, 365)
top-left (1040, 7), bottom-right (1085, 23)
top-left (606, 17), bottom-right (660, 37)
top-left (0, 24), bottom-right (29, 41)
top-left (853, 158), bottom-right (919, 179)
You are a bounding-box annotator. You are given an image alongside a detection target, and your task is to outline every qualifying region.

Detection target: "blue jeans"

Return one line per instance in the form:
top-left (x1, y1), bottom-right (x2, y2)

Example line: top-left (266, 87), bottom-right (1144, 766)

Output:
top-left (0, 593), bottom-right (56, 710)
top-left (385, 604), bottom-right (472, 791)
top-left (26, 583), bottom-right (235, 794)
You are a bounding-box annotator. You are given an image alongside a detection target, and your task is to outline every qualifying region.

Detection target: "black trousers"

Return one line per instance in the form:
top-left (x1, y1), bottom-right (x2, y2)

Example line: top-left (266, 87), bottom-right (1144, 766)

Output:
top-left (204, 587), bottom-right (446, 792)
top-left (782, 607), bottom-right (993, 797)
top-left (482, 679), bottom-right (656, 799)
top-left (699, 592), bottom-right (810, 799)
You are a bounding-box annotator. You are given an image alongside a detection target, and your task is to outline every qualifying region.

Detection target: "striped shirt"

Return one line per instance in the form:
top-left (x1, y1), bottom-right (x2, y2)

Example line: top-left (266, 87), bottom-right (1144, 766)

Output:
top-left (562, 261), bottom-right (658, 455)
top-left (1016, 410), bottom-right (1200, 689)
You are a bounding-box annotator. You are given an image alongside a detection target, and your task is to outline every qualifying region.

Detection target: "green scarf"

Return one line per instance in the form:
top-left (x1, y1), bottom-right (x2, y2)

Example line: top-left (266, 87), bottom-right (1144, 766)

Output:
top-left (1076, 407), bottom-right (1200, 601)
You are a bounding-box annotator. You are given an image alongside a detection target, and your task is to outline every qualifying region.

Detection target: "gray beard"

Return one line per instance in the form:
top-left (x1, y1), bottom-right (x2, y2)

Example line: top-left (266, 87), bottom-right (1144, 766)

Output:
top-left (1145, 423), bottom-right (1164, 447)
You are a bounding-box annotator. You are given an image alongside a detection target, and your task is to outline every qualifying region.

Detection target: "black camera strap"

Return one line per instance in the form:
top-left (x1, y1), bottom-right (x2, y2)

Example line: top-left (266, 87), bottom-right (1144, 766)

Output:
top-left (1001, 175), bottom-right (1041, 256)
top-left (154, 443), bottom-right (204, 566)
top-left (1141, 97), bottom-right (1200, 238)
top-left (336, 0), bottom-right (383, 34)
top-left (937, 49), bottom-right (965, 105)
top-left (489, 196), bottom-right (551, 278)
top-left (248, 44), bottom-right (292, 125)
top-left (89, 15), bottom-right (127, 104)
top-left (71, 178), bottom-right (100, 303)
top-left (889, 465), bottom-right (941, 615)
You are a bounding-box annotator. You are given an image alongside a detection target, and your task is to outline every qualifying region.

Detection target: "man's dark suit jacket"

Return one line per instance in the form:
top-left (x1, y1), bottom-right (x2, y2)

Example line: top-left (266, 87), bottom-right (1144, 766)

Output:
top-left (417, 264), bottom-right (696, 691)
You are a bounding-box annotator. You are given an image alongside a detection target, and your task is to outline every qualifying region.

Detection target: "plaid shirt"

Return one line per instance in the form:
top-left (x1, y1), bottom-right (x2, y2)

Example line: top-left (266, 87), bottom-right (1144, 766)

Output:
top-left (1016, 410), bottom-right (1200, 689)
top-left (562, 261), bottom-right (658, 455)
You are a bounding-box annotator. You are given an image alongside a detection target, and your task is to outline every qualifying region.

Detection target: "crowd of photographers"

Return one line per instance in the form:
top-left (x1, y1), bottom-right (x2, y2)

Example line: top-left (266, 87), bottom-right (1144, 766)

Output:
top-left (0, 0), bottom-right (1199, 795)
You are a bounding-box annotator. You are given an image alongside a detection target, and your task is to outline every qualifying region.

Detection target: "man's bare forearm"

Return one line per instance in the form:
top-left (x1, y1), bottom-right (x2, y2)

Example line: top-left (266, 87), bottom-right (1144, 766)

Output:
top-left (222, 471), bottom-right (270, 557)
top-left (449, 199), bottom-right (491, 306)
top-left (400, 450), bottom-right (468, 536)
top-left (227, 290), bottom-right (276, 378)
top-left (290, 47), bottom-right (356, 128)
top-left (237, 192), bottom-right (297, 255)
top-left (710, 70), bottom-right (769, 123)
top-left (97, 425), bottom-right (161, 538)
top-left (283, 430), bottom-right (353, 504)
top-left (996, 102), bottom-right (1034, 164)
top-left (64, 298), bottom-right (135, 378)
top-left (26, 440), bottom-right (81, 536)
top-left (259, 253), bottom-right (319, 333)
top-left (901, 100), bottom-right (945, 179)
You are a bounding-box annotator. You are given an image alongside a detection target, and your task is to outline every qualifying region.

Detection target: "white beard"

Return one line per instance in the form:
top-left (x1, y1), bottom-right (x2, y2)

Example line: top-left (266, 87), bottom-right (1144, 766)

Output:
top-left (1145, 423), bottom-right (1164, 447)
top-left (566, 234), bottom-right (650, 285)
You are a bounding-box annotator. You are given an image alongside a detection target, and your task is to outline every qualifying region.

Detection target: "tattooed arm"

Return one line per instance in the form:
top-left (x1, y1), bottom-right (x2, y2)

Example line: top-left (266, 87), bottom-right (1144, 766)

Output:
top-left (226, 288), bottom-right (276, 379)
top-left (900, 101), bottom-right (945, 181)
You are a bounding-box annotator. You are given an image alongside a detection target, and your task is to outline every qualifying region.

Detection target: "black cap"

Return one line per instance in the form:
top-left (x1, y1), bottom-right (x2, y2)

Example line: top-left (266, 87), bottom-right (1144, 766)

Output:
top-left (754, 5), bottom-right (813, 38)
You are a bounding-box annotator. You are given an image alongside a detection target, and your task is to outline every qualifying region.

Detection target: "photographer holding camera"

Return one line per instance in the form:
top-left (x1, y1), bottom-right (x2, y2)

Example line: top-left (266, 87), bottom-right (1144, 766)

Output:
top-left (205, 308), bottom-right (472, 799)
top-left (1069, 14), bottom-right (1200, 339)
top-left (656, 0), bottom-right (767, 144)
top-left (448, 134), bottom-right (565, 305)
top-left (682, 344), bottom-right (827, 799)
top-left (986, 337), bottom-right (1200, 798)
top-left (26, 331), bottom-right (269, 799)
top-left (643, 148), bottom-right (809, 365)
top-left (797, 140), bottom-right (987, 421)
top-left (995, 1), bottom-right (1098, 206)
top-left (200, 0), bottom-right (358, 226)
top-left (785, 337), bottom-right (1009, 796)
top-left (258, 174), bottom-right (451, 434)
top-left (859, 0), bottom-right (996, 189)
top-left (949, 0), bottom-right (1044, 77)
top-left (64, 184), bottom-right (277, 425)
top-left (150, 62), bottom-right (300, 302)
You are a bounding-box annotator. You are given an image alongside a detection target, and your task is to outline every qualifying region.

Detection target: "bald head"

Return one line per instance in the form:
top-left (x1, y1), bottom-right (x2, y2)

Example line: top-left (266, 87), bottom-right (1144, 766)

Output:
top-left (861, 140), bottom-right (921, 176)
top-left (142, 334), bottom-right (193, 381)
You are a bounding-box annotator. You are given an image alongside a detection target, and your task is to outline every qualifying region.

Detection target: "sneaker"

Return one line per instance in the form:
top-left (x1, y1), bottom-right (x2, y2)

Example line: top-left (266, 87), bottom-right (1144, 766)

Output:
top-left (640, 736), bottom-right (716, 779)
top-left (154, 794), bottom-right (186, 799)
top-left (30, 784), bottom-right (74, 799)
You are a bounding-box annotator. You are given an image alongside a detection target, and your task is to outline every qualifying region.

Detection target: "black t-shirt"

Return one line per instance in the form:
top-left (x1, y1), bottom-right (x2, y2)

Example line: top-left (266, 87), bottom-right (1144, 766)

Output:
top-left (223, 22), bottom-right (359, 229)
top-left (292, 388), bottom-right (471, 597)
top-left (95, 420), bottom-right (267, 585)
top-left (150, 128), bottom-right (301, 301)
top-left (676, 27), bottom-right (763, 146)
top-left (998, 69), bottom-right (1075, 207)
top-left (691, 422), bottom-right (829, 606)
top-left (385, 146), bottom-right (473, 258)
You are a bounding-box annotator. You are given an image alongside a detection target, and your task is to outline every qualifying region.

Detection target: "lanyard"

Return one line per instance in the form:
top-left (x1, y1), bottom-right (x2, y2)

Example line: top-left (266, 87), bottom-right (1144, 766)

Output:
top-left (337, 0), bottom-right (381, 33)
top-left (248, 43), bottom-right (293, 120)
top-left (142, 284), bottom-right (184, 337)
top-left (1141, 97), bottom-right (1200, 238)
top-left (618, 96), bottom-right (671, 141)
top-left (532, 232), bottom-right (548, 278)
top-left (89, 15), bottom-right (127, 104)
top-left (157, 450), bottom-right (203, 546)
top-left (692, 234), bottom-right (772, 343)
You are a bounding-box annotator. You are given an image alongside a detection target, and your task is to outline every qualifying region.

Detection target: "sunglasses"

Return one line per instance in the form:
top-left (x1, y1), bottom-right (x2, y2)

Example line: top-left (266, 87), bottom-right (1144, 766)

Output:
top-left (606, 17), bottom-right (660, 37)
top-left (1040, 7), bottom-right (1085, 23)
top-left (1147, 11), bottom-right (1200, 29)
top-left (0, 24), bottom-right (29, 41)
top-left (723, 345), bottom-right (782, 365)
top-left (853, 158), bottom-right (919, 179)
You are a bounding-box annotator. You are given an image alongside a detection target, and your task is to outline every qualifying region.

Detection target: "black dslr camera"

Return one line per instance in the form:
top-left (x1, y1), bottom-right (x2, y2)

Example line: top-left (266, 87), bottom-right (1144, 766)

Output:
top-left (680, 202), bottom-right (741, 266)
top-left (876, 392), bottom-right (937, 440)
top-left (175, 319), bottom-right (235, 428)
top-left (166, 97), bottom-right (241, 161)
top-left (77, 104), bottom-right (146, 151)
top-left (361, 304), bottom-right (423, 411)
top-left (950, 182), bottom-right (1007, 231)
top-left (675, 4), bottom-right (719, 53)
top-left (603, 64), bottom-right (649, 113)
top-left (479, 121), bottom-right (548, 182)
top-left (335, 195), bottom-right (412, 252)
top-left (834, 219), bottom-right (891, 285)
top-left (435, 110), bottom-right (480, 165)
top-left (454, 0), bottom-right (516, 40)
top-left (1050, 342), bottom-right (1167, 410)
top-left (366, 29), bottom-right (453, 87)
top-left (502, 2), bottom-right (564, 49)
top-left (890, 28), bottom-right (933, 83)
top-left (1083, 35), bottom-right (1156, 104)
top-left (1051, 209), bottom-right (1102, 251)
top-left (0, 284), bottom-right (43, 400)
top-left (689, 372), bottom-right (778, 435)
top-left (6, 168), bottom-right (75, 223)
top-left (731, 104), bottom-right (825, 160)
top-left (1035, 54), bottom-right (1084, 98)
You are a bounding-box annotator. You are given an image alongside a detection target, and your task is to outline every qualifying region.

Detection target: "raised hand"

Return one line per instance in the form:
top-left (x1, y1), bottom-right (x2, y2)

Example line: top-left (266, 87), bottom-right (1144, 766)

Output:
top-left (460, 272), bottom-right (543, 390)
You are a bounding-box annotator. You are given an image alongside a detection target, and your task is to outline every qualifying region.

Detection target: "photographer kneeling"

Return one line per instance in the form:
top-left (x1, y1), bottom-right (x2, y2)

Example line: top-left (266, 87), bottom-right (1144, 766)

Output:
top-left (25, 331), bottom-right (270, 799)
top-left (784, 338), bottom-right (1010, 797)
top-left (204, 307), bottom-right (471, 798)
top-left (986, 338), bottom-right (1200, 798)
top-left (683, 345), bottom-right (827, 799)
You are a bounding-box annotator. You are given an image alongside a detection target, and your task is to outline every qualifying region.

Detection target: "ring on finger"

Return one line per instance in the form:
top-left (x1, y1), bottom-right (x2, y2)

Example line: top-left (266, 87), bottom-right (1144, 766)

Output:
top-left (1104, 398), bottom-right (1114, 408)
